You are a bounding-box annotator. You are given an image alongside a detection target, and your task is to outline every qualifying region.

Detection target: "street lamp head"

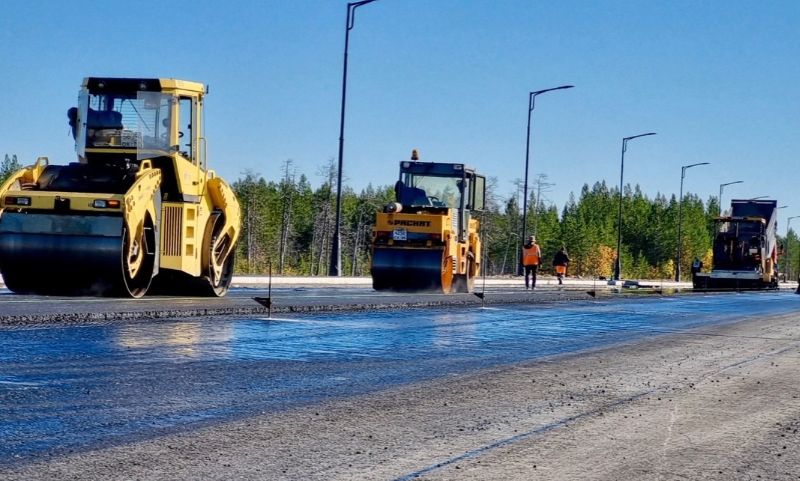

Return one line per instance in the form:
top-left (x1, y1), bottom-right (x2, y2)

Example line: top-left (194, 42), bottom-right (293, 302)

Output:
top-left (531, 85), bottom-right (574, 96)
top-left (624, 132), bottom-right (657, 142)
top-left (721, 180), bottom-right (744, 188)
top-left (350, 0), bottom-right (380, 7)
top-left (528, 85), bottom-right (574, 111)
top-left (683, 162), bottom-right (710, 170)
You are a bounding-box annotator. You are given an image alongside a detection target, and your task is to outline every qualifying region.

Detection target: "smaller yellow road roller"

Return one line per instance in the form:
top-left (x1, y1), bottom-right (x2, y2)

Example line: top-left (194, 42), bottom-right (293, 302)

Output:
top-left (371, 150), bottom-right (485, 293)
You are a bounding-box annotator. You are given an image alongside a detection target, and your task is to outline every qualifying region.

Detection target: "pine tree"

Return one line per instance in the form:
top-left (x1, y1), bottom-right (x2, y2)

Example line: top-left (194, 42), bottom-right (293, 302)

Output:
top-left (0, 154), bottom-right (22, 185)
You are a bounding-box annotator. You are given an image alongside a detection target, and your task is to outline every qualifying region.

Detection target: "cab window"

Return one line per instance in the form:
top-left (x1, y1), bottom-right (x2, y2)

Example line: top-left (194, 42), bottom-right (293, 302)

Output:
top-left (179, 97), bottom-right (194, 163)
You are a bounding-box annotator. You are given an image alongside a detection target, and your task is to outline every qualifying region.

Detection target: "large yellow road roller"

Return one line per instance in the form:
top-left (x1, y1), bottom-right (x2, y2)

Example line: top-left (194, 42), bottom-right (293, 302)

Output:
top-left (371, 151), bottom-right (485, 293)
top-left (0, 77), bottom-right (240, 297)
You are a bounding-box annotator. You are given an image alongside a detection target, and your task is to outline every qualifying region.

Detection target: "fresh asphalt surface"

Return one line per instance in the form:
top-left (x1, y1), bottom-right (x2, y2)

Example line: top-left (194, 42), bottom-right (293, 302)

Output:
top-left (1, 288), bottom-right (798, 466)
top-left (0, 283), bottom-right (601, 321)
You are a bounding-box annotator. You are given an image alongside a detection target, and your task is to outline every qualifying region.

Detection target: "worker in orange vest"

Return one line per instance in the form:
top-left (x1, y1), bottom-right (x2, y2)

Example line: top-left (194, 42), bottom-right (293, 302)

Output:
top-left (552, 247), bottom-right (571, 285)
top-left (522, 235), bottom-right (541, 290)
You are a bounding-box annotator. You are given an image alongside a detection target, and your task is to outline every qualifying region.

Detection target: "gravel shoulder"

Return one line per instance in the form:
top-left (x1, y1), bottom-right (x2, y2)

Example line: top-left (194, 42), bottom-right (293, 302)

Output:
top-left (3, 311), bottom-right (799, 480)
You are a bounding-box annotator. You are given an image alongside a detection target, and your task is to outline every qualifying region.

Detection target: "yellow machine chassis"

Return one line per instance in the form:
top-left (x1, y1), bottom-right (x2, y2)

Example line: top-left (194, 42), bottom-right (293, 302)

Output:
top-left (371, 210), bottom-right (481, 294)
top-left (0, 77), bottom-right (242, 298)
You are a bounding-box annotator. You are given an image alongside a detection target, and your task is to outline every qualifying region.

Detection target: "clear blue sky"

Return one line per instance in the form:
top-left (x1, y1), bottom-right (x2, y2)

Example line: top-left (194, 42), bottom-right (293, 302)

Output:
top-left (2, 1), bottom-right (799, 228)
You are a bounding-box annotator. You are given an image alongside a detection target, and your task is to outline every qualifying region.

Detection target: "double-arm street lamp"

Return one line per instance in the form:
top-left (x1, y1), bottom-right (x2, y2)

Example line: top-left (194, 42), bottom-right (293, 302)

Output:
top-left (718, 180), bottom-right (743, 216)
top-left (330, 0), bottom-right (384, 277)
top-left (787, 215), bottom-right (800, 282)
top-left (613, 132), bottom-right (657, 281)
top-left (675, 162), bottom-right (710, 281)
top-left (517, 85), bottom-right (574, 275)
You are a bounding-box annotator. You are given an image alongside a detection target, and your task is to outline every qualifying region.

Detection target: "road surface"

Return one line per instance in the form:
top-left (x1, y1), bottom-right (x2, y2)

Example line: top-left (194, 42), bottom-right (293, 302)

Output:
top-left (1, 291), bottom-right (799, 479)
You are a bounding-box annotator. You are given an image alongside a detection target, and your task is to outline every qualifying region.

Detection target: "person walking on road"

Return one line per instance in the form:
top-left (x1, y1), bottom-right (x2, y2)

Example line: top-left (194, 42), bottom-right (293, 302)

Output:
top-left (522, 235), bottom-right (541, 290)
top-left (553, 247), bottom-right (571, 285)
top-left (691, 257), bottom-right (703, 276)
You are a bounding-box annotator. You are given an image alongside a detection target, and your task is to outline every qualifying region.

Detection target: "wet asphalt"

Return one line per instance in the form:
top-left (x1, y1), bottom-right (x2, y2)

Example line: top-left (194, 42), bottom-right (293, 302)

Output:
top-left (0, 284), bottom-right (597, 323)
top-left (0, 290), bottom-right (798, 465)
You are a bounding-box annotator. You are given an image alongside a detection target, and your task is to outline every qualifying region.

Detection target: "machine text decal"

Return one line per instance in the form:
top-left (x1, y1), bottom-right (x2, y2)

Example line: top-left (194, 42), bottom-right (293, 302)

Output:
top-left (388, 220), bottom-right (431, 227)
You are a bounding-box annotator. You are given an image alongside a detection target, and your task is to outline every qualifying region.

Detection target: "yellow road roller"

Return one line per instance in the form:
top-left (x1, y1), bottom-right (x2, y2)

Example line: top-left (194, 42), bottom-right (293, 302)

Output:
top-left (371, 151), bottom-right (485, 293)
top-left (0, 77), bottom-right (240, 297)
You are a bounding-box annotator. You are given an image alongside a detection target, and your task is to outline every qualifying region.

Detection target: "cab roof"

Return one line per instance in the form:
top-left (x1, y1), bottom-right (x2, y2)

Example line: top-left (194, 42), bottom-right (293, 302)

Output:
top-left (82, 77), bottom-right (205, 95)
top-left (399, 160), bottom-right (480, 176)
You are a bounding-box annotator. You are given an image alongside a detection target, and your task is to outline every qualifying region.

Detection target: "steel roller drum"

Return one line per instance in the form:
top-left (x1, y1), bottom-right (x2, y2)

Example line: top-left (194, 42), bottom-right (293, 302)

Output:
top-left (371, 247), bottom-right (453, 294)
top-left (0, 212), bottom-right (129, 296)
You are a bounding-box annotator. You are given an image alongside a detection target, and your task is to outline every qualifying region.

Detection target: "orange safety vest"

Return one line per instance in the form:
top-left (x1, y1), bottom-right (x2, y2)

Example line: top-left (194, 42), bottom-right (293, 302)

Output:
top-left (522, 244), bottom-right (541, 266)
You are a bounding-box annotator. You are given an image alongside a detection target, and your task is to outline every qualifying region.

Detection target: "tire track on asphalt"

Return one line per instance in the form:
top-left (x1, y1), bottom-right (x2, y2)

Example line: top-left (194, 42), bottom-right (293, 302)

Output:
top-left (390, 388), bottom-right (661, 481)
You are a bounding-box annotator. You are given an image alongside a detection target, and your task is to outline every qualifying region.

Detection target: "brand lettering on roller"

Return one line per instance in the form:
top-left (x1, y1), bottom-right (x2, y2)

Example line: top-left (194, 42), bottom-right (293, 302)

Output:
top-left (388, 220), bottom-right (431, 227)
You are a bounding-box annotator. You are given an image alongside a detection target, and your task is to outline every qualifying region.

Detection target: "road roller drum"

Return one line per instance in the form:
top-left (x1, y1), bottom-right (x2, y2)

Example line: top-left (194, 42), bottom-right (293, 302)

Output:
top-left (0, 213), bottom-right (147, 296)
top-left (372, 248), bottom-right (453, 293)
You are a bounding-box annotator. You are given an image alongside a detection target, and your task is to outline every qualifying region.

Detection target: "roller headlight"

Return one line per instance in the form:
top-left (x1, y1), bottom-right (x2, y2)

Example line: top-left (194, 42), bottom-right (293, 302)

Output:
top-left (92, 199), bottom-right (120, 209)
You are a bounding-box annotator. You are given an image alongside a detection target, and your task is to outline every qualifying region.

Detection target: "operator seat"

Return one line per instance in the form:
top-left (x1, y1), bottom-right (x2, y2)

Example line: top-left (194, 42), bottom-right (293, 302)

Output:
top-left (86, 108), bottom-right (123, 130)
top-left (396, 180), bottom-right (430, 206)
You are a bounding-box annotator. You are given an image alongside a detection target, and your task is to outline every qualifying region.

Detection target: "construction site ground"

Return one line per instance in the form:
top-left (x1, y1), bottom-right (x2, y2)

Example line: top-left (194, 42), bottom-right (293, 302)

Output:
top-left (0, 289), bottom-right (798, 480)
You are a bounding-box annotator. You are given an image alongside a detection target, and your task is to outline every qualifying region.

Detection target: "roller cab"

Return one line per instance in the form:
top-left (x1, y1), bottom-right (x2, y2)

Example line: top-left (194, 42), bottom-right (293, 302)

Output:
top-left (371, 151), bottom-right (485, 293)
top-left (0, 78), bottom-right (240, 297)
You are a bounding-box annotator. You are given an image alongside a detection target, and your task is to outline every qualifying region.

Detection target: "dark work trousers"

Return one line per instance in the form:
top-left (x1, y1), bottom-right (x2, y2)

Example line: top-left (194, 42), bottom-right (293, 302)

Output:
top-left (524, 264), bottom-right (539, 289)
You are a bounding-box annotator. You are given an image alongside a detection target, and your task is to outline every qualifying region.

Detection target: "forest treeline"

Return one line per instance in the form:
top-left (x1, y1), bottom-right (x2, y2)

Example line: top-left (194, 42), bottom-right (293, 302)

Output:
top-left (230, 158), bottom-right (799, 281)
top-left (3, 154), bottom-right (798, 281)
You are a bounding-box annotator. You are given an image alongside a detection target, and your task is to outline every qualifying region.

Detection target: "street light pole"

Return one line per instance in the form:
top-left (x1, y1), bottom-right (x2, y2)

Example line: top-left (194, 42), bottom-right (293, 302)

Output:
top-left (330, 0), bottom-right (383, 277)
top-left (787, 216), bottom-right (800, 282)
top-left (675, 162), bottom-right (710, 281)
top-left (517, 85), bottom-right (574, 275)
top-left (718, 180), bottom-right (743, 216)
top-left (613, 132), bottom-right (656, 281)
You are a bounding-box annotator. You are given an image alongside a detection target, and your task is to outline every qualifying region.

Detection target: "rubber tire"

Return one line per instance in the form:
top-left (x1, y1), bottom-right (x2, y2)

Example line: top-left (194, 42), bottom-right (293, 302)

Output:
top-left (199, 213), bottom-right (235, 297)
top-left (453, 259), bottom-right (475, 294)
top-left (203, 245), bottom-right (235, 297)
top-left (120, 216), bottom-right (156, 298)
